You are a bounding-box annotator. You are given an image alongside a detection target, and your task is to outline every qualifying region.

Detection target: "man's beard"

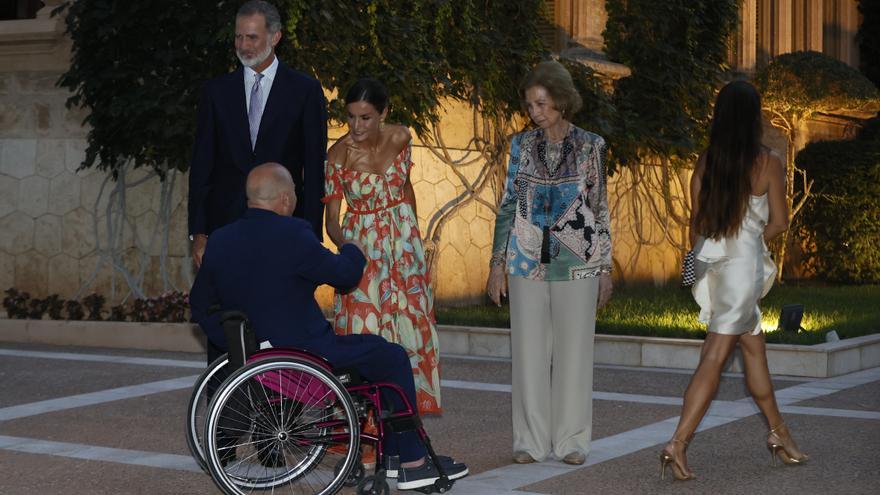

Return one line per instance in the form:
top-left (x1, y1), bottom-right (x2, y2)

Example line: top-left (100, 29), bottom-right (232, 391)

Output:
top-left (237, 42), bottom-right (273, 68)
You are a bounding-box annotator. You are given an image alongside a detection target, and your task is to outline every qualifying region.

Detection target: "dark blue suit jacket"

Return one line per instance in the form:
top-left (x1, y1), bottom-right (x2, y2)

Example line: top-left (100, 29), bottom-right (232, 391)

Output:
top-left (188, 62), bottom-right (327, 239)
top-left (190, 208), bottom-right (365, 350)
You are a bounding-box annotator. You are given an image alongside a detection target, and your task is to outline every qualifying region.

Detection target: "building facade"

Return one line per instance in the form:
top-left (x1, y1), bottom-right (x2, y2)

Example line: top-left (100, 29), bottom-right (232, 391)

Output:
top-left (0, 1), bottom-right (869, 308)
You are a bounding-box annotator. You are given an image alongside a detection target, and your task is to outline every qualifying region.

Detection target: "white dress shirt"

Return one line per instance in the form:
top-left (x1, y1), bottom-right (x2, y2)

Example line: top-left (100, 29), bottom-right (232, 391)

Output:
top-left (244, 55), bottom-right (279, 115)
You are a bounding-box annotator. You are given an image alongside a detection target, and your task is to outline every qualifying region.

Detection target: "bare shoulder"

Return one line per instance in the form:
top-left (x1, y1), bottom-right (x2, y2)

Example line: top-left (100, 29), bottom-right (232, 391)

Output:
top-left (327, 134), bottom-right (352, 166)
top-left (765, 148), bottom-right (784, 173)
top-left (758, 147), bottom-right (785, 181)
top-left (385, 124), bottom-right (412, 146)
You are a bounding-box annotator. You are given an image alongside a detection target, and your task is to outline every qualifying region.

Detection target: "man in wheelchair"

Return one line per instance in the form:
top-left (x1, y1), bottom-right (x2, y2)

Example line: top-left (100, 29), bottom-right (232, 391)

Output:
top-left (190, 163), bottom-right (468, 491)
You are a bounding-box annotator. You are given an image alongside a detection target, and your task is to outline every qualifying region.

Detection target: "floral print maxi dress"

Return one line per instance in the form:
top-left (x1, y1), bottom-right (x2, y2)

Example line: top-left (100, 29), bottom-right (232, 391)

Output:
top-left (323, 141), bottom-right (442, 414)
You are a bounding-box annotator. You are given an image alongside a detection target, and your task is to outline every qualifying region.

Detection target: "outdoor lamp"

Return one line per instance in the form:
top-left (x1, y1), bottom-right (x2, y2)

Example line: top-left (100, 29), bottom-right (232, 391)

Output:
top-left (777, 304), bottom-right (805, 333)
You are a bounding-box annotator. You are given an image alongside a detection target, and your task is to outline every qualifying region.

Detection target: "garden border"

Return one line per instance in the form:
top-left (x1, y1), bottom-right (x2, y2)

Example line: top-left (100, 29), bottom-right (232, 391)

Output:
top-left (1, 319), bottom-right (878, 378)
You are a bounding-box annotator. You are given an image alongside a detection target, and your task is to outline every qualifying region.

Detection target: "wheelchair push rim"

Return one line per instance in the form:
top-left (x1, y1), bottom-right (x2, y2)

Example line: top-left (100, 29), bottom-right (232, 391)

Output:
top-left (185, 354), bottom-right (229, 473)
top-left (204, 357), bottom-right (360, 495)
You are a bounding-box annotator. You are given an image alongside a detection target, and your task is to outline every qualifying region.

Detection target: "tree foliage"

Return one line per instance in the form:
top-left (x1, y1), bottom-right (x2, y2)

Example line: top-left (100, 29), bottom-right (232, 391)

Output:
top-left (57, 0), bottom-right (548, 178)
top-left (796, 119), bottom-right (880, 283)
top-left (755, 50), bottom-right (880, 126)
top-left (57, 0), bottom-right (239, 177)
top-left (603, 0), bottom-right (739, 168)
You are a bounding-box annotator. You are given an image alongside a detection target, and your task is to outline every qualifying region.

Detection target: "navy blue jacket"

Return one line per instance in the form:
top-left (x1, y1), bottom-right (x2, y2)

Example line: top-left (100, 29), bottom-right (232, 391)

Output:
top-left (188, 62), bottom-right (327, 239)
top-left (190, 208), bottom-right (365, 349)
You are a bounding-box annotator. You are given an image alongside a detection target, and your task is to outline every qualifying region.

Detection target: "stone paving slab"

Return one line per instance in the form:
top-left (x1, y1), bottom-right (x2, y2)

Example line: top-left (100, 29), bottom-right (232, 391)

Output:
top-left (791, 381), bottom-right (880, 412)
top-left (0, 389), bottom-right (194, 455)
top-left (520, 414), bottom-right (880, 495)
top-left (0, 344), bottom-right (877, 495)
top-left (0, 355), bottom-right (192, 408)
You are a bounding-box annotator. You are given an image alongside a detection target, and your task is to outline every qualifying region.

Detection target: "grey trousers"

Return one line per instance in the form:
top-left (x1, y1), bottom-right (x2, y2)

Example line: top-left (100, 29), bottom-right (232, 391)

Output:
top-left (509, 276), bottom-right (598, 460)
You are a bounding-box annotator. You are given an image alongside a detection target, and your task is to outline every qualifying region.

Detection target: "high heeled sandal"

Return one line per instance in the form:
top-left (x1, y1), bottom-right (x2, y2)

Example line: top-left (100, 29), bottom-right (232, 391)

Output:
top-left (659, 438), bottom-right (696, 481)
top-left (767, 422), bottom-right (809, 467)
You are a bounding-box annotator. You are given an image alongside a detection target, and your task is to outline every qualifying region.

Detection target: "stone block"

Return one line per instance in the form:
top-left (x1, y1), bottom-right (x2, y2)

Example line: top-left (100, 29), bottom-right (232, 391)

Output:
top-left (594, 339), bottom-right (642, 366)
top-left (62, 207), bottom-right (96, 258)
top-left (15, 72), bottom-right (62, 94)
top-left (14, 252), bottom-right (48, 296)
top-left (433, 179), bottom-right (457, 209)
top-left (641, 341), bottom-right (701, 369)
top-left (133, 211), bottom-right (160, 256)
top-left (34, 103), bottom-right (52, 133)
top-left (766, 349), bottom-right (825, 378)
top-left (64, 139), bottom-right (87, 173)
top-left (124, 171), bottom-right (161, 217)
top-left (0, 102), bottom-right (23, 133)
top-left (48, 171), bottom-right (81, 215)
top-left (826, 347), bottom-right (861, 377)
top-left (459, 200), bottom-right (477, 222)
top-left (166, 203), bottom-right (189, 257)
top-left (437, 327), bottom-right (470, 355)
top-left (18, 175), bottom-right (49, 217)
top-left (0, 254), bottom-right (13, 294)
top-left (413, 182), bottom-right (436, 215)
top-left (0, 174), bottom-right (18, 218)
top-left (35, 138), bottom-right (66, 178)
top-left (463, 244), bottom-right (486, 300)
top-left (0, 212), bottom-right (35, 254)
top-left (468, 216), bottom-right (492, 249)
top-left (860, 340), bottom-right (880, 369)
top-left (79, 169), bottom-right (111, 212)
top-left (34, 214), bottom-right (62, 256)
top-left (0, 139), bottom-right (37, 179)
top-left (63, 104), bottom-right (90, 137)
top-left (469, 330), bottom-right (511, 358)
top-left (48, 253), bottom-right (79, 297)
top-left (78, 255), bottom-right (115, 302)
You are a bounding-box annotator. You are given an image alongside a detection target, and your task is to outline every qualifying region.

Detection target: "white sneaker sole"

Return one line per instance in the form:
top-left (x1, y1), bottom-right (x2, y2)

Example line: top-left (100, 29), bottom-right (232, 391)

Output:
top-left (396, 467), bottom-right (468, 490)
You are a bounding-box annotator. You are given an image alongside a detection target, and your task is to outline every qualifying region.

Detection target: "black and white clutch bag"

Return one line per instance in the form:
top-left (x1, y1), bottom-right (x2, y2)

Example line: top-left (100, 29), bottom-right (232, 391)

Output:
top-left (681, 250), bottom-right (696, 287)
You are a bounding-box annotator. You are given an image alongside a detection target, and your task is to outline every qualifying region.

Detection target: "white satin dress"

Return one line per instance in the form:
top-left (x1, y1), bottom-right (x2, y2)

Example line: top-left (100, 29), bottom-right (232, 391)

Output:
top-left (692, 194), bottom-right (777, 335)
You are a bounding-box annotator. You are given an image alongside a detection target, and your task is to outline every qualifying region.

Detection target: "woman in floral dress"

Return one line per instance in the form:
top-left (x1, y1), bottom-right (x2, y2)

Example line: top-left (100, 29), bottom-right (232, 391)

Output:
top-left (323, 78), bottom-right (441, 414)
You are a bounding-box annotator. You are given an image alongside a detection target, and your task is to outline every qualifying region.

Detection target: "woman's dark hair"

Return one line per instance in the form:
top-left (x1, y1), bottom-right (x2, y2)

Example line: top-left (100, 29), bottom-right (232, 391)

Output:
top-left (345, 78), bottom-right (389, 114)
top-left (695, 80), bottom-right (764, 240)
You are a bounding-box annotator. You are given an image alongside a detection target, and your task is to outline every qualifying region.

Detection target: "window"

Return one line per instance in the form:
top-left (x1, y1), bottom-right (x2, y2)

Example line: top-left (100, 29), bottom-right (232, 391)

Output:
top-left (0, 0), bottom-right (43, 21)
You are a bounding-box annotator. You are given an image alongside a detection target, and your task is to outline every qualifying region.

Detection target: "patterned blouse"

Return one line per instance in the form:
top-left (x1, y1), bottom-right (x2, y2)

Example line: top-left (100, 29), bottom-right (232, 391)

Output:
top-left (491, 125), bottom-right (612, 281)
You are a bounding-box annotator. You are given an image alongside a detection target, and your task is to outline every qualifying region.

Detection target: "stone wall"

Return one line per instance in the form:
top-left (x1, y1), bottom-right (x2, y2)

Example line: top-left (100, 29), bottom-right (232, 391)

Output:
top-left (0, 6), bottom-right (867, 308)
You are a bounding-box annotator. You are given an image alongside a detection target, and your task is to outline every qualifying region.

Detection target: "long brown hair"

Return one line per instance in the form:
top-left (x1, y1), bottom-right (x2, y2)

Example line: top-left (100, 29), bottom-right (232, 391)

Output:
top-left (695, 80), bottom-right (763, 240)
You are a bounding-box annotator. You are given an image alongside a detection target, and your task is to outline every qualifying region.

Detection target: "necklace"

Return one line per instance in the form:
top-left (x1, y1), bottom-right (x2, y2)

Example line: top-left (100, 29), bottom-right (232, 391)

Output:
top-left (537, 130), bottom-right (572, 177)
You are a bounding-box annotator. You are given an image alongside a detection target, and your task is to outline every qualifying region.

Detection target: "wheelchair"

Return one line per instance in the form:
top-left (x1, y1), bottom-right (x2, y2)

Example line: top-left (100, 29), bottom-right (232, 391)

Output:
top-left (185, 311), bottom-right (456, 495)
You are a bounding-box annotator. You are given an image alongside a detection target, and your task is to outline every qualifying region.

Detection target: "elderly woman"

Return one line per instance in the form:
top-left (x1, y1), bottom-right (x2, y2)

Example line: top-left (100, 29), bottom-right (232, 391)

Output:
top-left (487, 60), bottom-right (613, 466)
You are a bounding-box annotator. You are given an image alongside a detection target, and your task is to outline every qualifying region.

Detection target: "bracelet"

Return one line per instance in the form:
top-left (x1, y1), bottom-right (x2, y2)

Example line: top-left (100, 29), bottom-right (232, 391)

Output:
top-left (490, 252), bottom-right (506, 267)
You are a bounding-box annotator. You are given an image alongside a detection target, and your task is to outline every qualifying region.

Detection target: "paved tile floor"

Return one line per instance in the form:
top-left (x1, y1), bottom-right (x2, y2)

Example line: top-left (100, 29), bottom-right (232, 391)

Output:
top-left (0, 343), bottom-right (877, 494)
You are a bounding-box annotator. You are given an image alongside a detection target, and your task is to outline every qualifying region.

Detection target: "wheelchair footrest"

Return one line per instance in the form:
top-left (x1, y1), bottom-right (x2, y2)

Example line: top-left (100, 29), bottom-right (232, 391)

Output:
top-left (413, 478), bottom-right (454, 494)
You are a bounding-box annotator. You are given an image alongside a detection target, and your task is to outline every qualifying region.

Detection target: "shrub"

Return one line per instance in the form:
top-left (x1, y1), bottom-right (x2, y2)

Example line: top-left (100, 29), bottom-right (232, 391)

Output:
top-left (65, 300), bottom-right (85, 321)
top-left (82, 293), bottom-right (106, 321)
top-left (3, 288), bottom-right (30, 319)
top-left (45, 295), bottom-right (64, 320)
top-left (795, 118), bottom-right (880, 283)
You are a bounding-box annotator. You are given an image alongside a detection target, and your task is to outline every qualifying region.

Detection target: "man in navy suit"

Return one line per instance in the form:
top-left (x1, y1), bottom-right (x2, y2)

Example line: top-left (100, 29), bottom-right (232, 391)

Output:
top-left (190, 163), bottom-right (467, 489)
top-left (188, 0), bottom-right (326, 269)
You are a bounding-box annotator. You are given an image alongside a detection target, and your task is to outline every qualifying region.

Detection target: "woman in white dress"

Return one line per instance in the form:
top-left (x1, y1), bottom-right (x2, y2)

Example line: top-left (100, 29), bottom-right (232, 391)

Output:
top-left (659, 81), bottom-right (808, 481)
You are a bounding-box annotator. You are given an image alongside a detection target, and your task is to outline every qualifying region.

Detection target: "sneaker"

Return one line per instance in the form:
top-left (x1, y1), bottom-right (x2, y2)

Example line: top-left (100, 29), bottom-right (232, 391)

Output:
top-left (385, 454), bottom-right (462, 478)
top-left (397, 460), bottom-right (469, 490)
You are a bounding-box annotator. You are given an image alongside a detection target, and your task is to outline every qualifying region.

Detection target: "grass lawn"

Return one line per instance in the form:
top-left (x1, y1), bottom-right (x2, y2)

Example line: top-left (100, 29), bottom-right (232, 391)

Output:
top-left (435, 284), bottom-right (880, 345)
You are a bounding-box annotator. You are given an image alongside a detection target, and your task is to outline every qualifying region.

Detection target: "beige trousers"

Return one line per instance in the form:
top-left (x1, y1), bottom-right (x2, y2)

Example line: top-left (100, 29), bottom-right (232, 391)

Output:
top-left (509, 276), bottom-right (598, 460)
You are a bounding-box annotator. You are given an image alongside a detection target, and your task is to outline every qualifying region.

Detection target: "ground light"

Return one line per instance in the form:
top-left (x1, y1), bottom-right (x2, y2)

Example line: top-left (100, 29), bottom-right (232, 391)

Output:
top-left (777, 303), bottom-right (805, 333)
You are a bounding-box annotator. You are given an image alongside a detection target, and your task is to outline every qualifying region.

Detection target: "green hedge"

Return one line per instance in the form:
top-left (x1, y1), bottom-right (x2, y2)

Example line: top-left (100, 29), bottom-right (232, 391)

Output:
top-left (796, 119), bottom-right (880, 283)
